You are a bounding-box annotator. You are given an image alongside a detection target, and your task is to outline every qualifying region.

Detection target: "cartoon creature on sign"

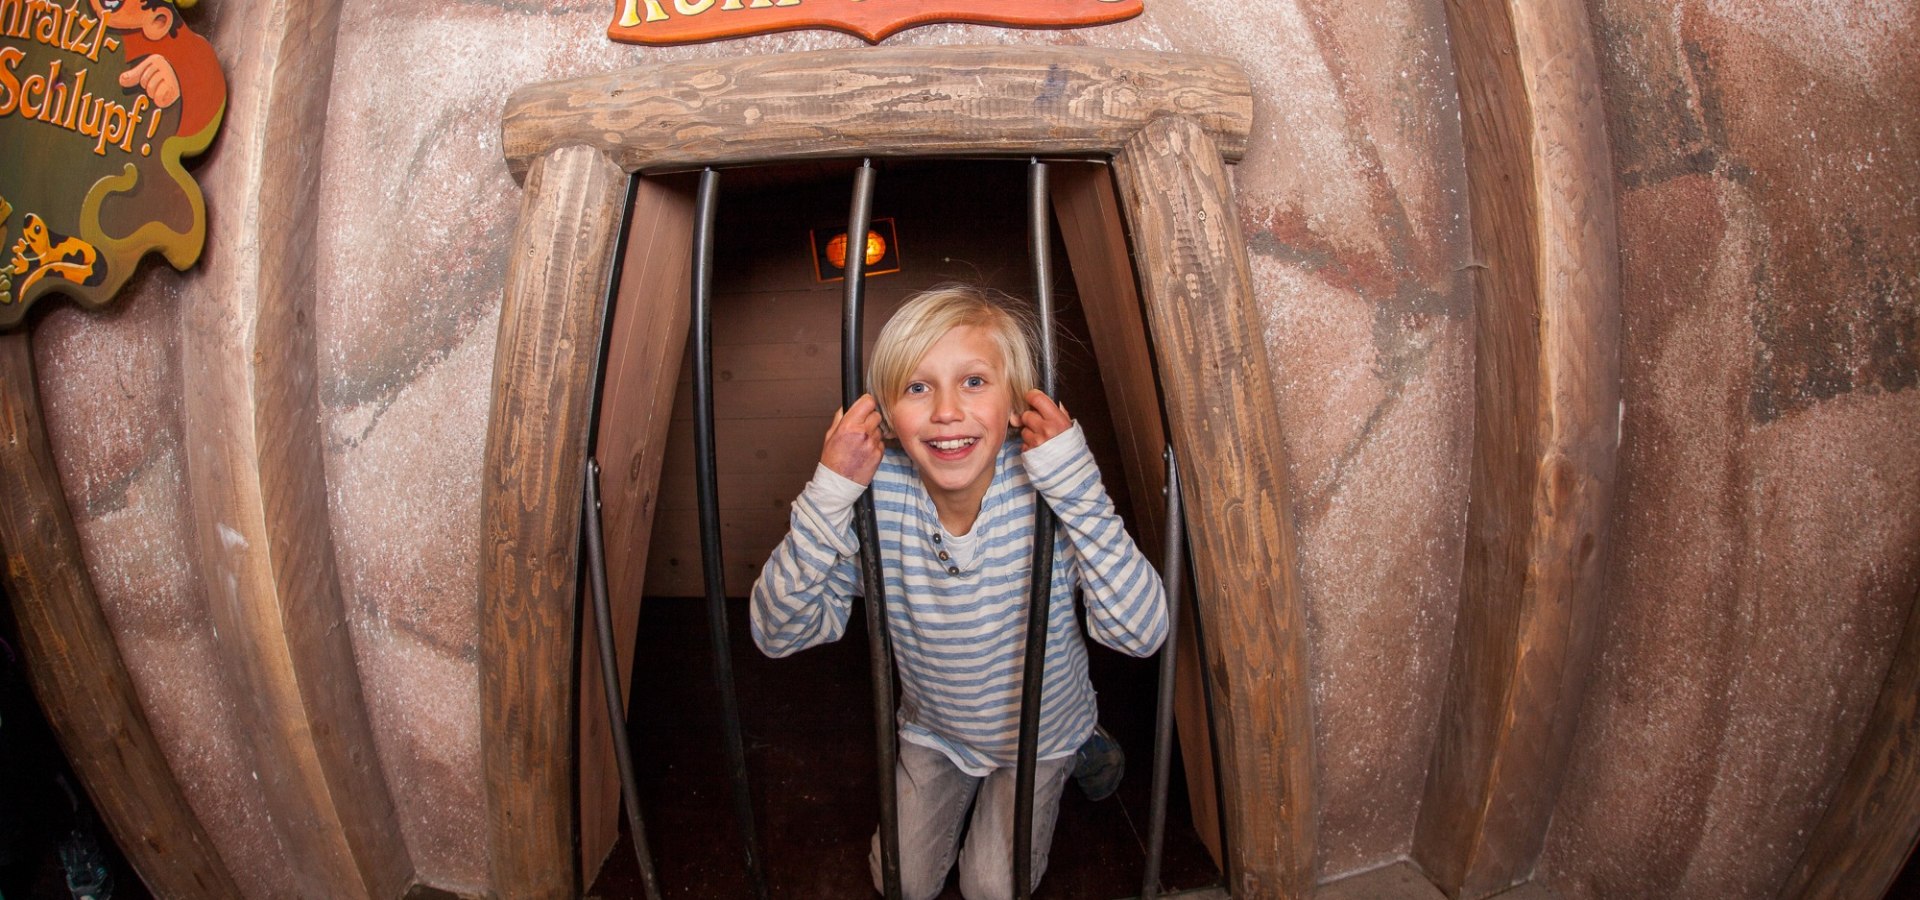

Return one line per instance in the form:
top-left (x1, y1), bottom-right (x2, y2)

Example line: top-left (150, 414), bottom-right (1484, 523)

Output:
top-left (0, 0), bottom-right (226, 330)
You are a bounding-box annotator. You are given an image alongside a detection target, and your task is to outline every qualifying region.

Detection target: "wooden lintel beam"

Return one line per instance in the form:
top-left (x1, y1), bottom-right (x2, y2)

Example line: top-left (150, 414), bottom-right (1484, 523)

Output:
top-left (480, 145), bottom-right (631, 899)
top-left (501, 46), bottom-right (1253, 178)
top-left (0, 333), bottom-right (243, 900)
top-left (1112, 115), bottom-right (1319, 899)
top-left (1412, 0), bottom-right (1621, 895)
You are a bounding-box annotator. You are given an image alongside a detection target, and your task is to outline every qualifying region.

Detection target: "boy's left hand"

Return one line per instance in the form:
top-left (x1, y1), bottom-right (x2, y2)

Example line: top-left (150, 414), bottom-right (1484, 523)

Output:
top-left (1019, 389), bottom-right (1073, 451)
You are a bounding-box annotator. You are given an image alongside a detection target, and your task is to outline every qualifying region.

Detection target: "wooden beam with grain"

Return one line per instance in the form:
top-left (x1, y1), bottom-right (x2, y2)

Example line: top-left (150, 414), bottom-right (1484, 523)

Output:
top-left (0, 333), bottom-right (243, 900)
top-left (1049, 162), bottom-right (1224, 866)
top-left (578, 175), bottom-right (697, 882)
top-left (1411, 0), bottom-right (1621, 896)
top-left (177, 0), bottom-right (414, 895)
top-left (1776, 588), bottom-right (1920, 900)
top-left (480, 144), bottom-right (632, 899)
top-left (501, 46), bottom-right (1253, 178)
top-left (1112, 116), bottom-right (1318, 899)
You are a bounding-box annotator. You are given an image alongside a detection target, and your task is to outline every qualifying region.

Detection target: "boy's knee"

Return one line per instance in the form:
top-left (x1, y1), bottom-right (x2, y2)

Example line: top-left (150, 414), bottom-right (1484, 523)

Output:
top-left (955, 840), bottom-right (1041, 900)
top-left (872, 831), bottom-right (948, 900)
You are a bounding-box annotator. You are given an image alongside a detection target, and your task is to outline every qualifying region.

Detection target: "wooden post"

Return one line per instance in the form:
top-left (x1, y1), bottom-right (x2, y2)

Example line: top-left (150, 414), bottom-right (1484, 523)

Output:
top-left (1412, 0), bottom-right (1621, 895)
top-left (1113, 115), bottom-right (1319, 899)
top-left (0, 333), bottom-right (243, 900)
top-left (1050, 162), bottom-right (1224, 865)
top-left (480, 144), bottom-right (631, 899)
top-left (176, 0), bottom-right (414, 893)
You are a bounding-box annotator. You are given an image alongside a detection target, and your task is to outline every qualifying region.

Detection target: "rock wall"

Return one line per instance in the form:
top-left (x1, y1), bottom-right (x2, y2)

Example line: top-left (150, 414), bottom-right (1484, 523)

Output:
top-left (1538, 2), bottom-right (1920, 897)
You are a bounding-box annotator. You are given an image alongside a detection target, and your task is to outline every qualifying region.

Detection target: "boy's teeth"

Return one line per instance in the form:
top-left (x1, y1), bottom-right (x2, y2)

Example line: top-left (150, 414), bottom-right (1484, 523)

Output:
top-left (930, 438), bottom-right (975, 451)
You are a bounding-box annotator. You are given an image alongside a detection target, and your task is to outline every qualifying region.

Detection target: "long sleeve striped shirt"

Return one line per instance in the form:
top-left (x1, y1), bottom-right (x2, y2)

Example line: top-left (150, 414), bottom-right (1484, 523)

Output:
top-left (750, 423), bottom-right (1167, 775)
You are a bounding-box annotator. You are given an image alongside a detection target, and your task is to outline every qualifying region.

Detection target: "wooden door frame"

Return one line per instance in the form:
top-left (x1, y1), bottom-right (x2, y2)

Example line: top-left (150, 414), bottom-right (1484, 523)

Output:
top-left (480, 45), bottom-right (1318, 897)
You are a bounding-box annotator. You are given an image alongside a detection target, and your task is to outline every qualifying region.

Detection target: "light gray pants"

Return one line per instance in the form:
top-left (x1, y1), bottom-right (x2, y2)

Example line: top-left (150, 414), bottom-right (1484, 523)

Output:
top-left (869, 739), bottom-right (1075, 900)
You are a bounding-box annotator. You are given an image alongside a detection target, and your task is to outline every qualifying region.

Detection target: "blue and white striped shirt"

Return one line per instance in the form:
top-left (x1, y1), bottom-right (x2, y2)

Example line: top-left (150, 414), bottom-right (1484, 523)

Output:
top-left (750, 424), bottom-right (1167, 775)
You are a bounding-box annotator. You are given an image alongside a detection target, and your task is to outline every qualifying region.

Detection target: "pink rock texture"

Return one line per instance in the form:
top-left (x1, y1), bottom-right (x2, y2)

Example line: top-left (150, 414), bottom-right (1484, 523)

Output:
top-left (1538, 1), bottom-right (1920, 897)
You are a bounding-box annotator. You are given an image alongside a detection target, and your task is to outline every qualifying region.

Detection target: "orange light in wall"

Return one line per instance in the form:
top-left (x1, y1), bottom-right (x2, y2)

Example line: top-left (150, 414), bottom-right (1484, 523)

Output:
top-left (826, 230), bottom-right (887, 270)
top-left (812, 217), bottom-right (901, 282)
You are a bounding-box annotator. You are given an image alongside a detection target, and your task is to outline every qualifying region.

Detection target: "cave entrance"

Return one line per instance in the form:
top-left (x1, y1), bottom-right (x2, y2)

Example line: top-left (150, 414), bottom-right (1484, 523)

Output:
top-left (581, 158), bottom-right (1218, 897)
top-left (479, 46), bottom-right (1315, 897)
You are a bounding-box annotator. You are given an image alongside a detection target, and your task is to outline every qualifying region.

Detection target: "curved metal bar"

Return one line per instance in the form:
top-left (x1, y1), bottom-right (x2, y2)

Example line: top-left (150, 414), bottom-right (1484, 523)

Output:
top-left (690, 167), bottom-right (770, 900)
top-left (1141, 446), bottom-right (1188, 900)
top-left (575, 173), bottom-right (666, 898)
top-left (585, 458), bottom-right (664, 900)
top-left (843, 159), bottom-right (903, 900)
top-left (1013, 158), bottom-right (1059, 900)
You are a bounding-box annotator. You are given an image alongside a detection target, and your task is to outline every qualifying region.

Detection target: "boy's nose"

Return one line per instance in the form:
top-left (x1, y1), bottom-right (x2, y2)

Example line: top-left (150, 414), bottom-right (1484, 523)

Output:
top-left (931, 390), bottom-right (961, 422)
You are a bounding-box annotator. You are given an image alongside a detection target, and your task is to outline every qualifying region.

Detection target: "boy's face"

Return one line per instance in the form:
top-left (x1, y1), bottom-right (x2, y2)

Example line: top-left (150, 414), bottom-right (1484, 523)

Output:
top-left (885, 325), bottom-right (1021, 521)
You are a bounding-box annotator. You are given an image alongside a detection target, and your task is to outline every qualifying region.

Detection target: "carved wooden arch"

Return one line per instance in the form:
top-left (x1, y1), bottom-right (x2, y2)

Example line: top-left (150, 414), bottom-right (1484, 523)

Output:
top-left (481, 46), bottom-right (1316, 898)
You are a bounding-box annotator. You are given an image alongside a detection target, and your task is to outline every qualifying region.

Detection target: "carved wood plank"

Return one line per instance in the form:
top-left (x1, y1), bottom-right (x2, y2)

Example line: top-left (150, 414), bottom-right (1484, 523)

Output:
top-left (1412, 0), bottom-right (1621, 896)
top-left (579, 175), bottom-right (696, 882)
top-left (502, 46), bottom-right (1253, 178)
top-left (177, 0), bottom-right (413, 894)
top-left (1112, 116), bottom-right (1318, 899)
top-left (0, 333), bottom-right (243, 900)
top-left (481, 145), bottom-right (631, 899)
top-left (1050, 161), bottom-right (1224, 865)
top-left (1776, 588), bottom-right (1920, 900)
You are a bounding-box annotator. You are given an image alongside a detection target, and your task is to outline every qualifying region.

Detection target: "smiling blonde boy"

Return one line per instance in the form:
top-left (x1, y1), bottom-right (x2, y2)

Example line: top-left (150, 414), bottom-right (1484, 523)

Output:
top-left (751, 283), bottom-right (1168, 900)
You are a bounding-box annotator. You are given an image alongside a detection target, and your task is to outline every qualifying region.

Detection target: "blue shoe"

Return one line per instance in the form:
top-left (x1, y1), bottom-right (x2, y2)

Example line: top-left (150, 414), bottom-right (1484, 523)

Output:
top-left (1073, 725), bottom-right (1125, 801)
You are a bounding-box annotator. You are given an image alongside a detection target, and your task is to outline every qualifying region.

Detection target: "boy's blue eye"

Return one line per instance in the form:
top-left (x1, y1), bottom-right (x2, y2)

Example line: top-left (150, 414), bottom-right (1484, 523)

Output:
top-left (905, 382), bottom-right (928, 394)
top-left (965, 375), bottom-right (986, 388)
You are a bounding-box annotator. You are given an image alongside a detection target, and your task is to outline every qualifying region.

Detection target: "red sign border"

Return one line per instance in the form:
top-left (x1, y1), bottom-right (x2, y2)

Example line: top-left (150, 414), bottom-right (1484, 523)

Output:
top-left (609, 0), bottom-right (1145, 46)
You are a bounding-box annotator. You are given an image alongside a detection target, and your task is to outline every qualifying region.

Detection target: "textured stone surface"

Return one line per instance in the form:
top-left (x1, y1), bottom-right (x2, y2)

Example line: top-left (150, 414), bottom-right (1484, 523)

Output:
top-left (1538, 2), bottom-right (1920, 897)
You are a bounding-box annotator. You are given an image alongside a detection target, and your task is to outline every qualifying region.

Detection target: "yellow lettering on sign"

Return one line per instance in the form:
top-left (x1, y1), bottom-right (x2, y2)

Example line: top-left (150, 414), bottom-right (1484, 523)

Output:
top-left (673, 0), bottom-right (715, 14)
top-left (0, 47), bottom-right (21, 116)
top-left (619, 0), bottom-right (668, 25)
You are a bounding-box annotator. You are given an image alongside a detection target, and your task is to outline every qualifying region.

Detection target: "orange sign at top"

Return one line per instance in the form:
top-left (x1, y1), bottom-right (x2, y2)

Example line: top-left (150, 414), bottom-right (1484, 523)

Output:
top-left (610, 0), bottom-right (1144, 46)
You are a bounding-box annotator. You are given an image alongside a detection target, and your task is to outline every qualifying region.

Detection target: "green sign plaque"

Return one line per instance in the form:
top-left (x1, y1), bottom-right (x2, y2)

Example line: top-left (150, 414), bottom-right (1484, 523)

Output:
top-left (0, 0), bottom-right (226, 330)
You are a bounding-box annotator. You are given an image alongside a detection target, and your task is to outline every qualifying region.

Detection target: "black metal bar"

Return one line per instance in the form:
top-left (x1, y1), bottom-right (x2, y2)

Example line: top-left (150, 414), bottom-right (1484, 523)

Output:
top-left (690, 167), bottom-right (770, 900)
top-left (1141, 447), bottom-right (1187, 900)
top-left (585, 459), bottom-right (663, 900)
top-left (844, 159), bottom-right (903, 900)
top-left (1014, 158), bottom-right (1059, 900)
top-left (575, 173), bottom-right (668, 895)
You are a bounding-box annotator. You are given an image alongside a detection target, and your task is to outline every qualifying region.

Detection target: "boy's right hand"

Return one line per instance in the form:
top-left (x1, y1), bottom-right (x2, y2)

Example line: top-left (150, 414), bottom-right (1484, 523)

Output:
top-left (822, 393), bottom-right (884, 486)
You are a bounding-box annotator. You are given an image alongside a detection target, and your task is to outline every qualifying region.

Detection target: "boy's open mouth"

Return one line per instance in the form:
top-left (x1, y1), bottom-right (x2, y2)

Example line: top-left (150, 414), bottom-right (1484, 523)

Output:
top-left (98, 0), bottom-right (123, 10)
top-left (925, 437), bottom-right (978, 457)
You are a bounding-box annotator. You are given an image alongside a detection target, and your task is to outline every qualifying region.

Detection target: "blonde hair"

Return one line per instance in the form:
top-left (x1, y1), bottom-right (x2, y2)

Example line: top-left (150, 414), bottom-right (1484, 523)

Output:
top-left (867, 283), bottom-right (1039, 428)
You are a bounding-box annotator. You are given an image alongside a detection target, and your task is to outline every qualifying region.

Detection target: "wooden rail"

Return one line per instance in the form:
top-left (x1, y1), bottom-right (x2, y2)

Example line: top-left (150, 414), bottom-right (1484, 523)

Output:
top-left (175, 0), bottom-right (414, 895)
top-left (1412, 0), bottom-right (1621, 895)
